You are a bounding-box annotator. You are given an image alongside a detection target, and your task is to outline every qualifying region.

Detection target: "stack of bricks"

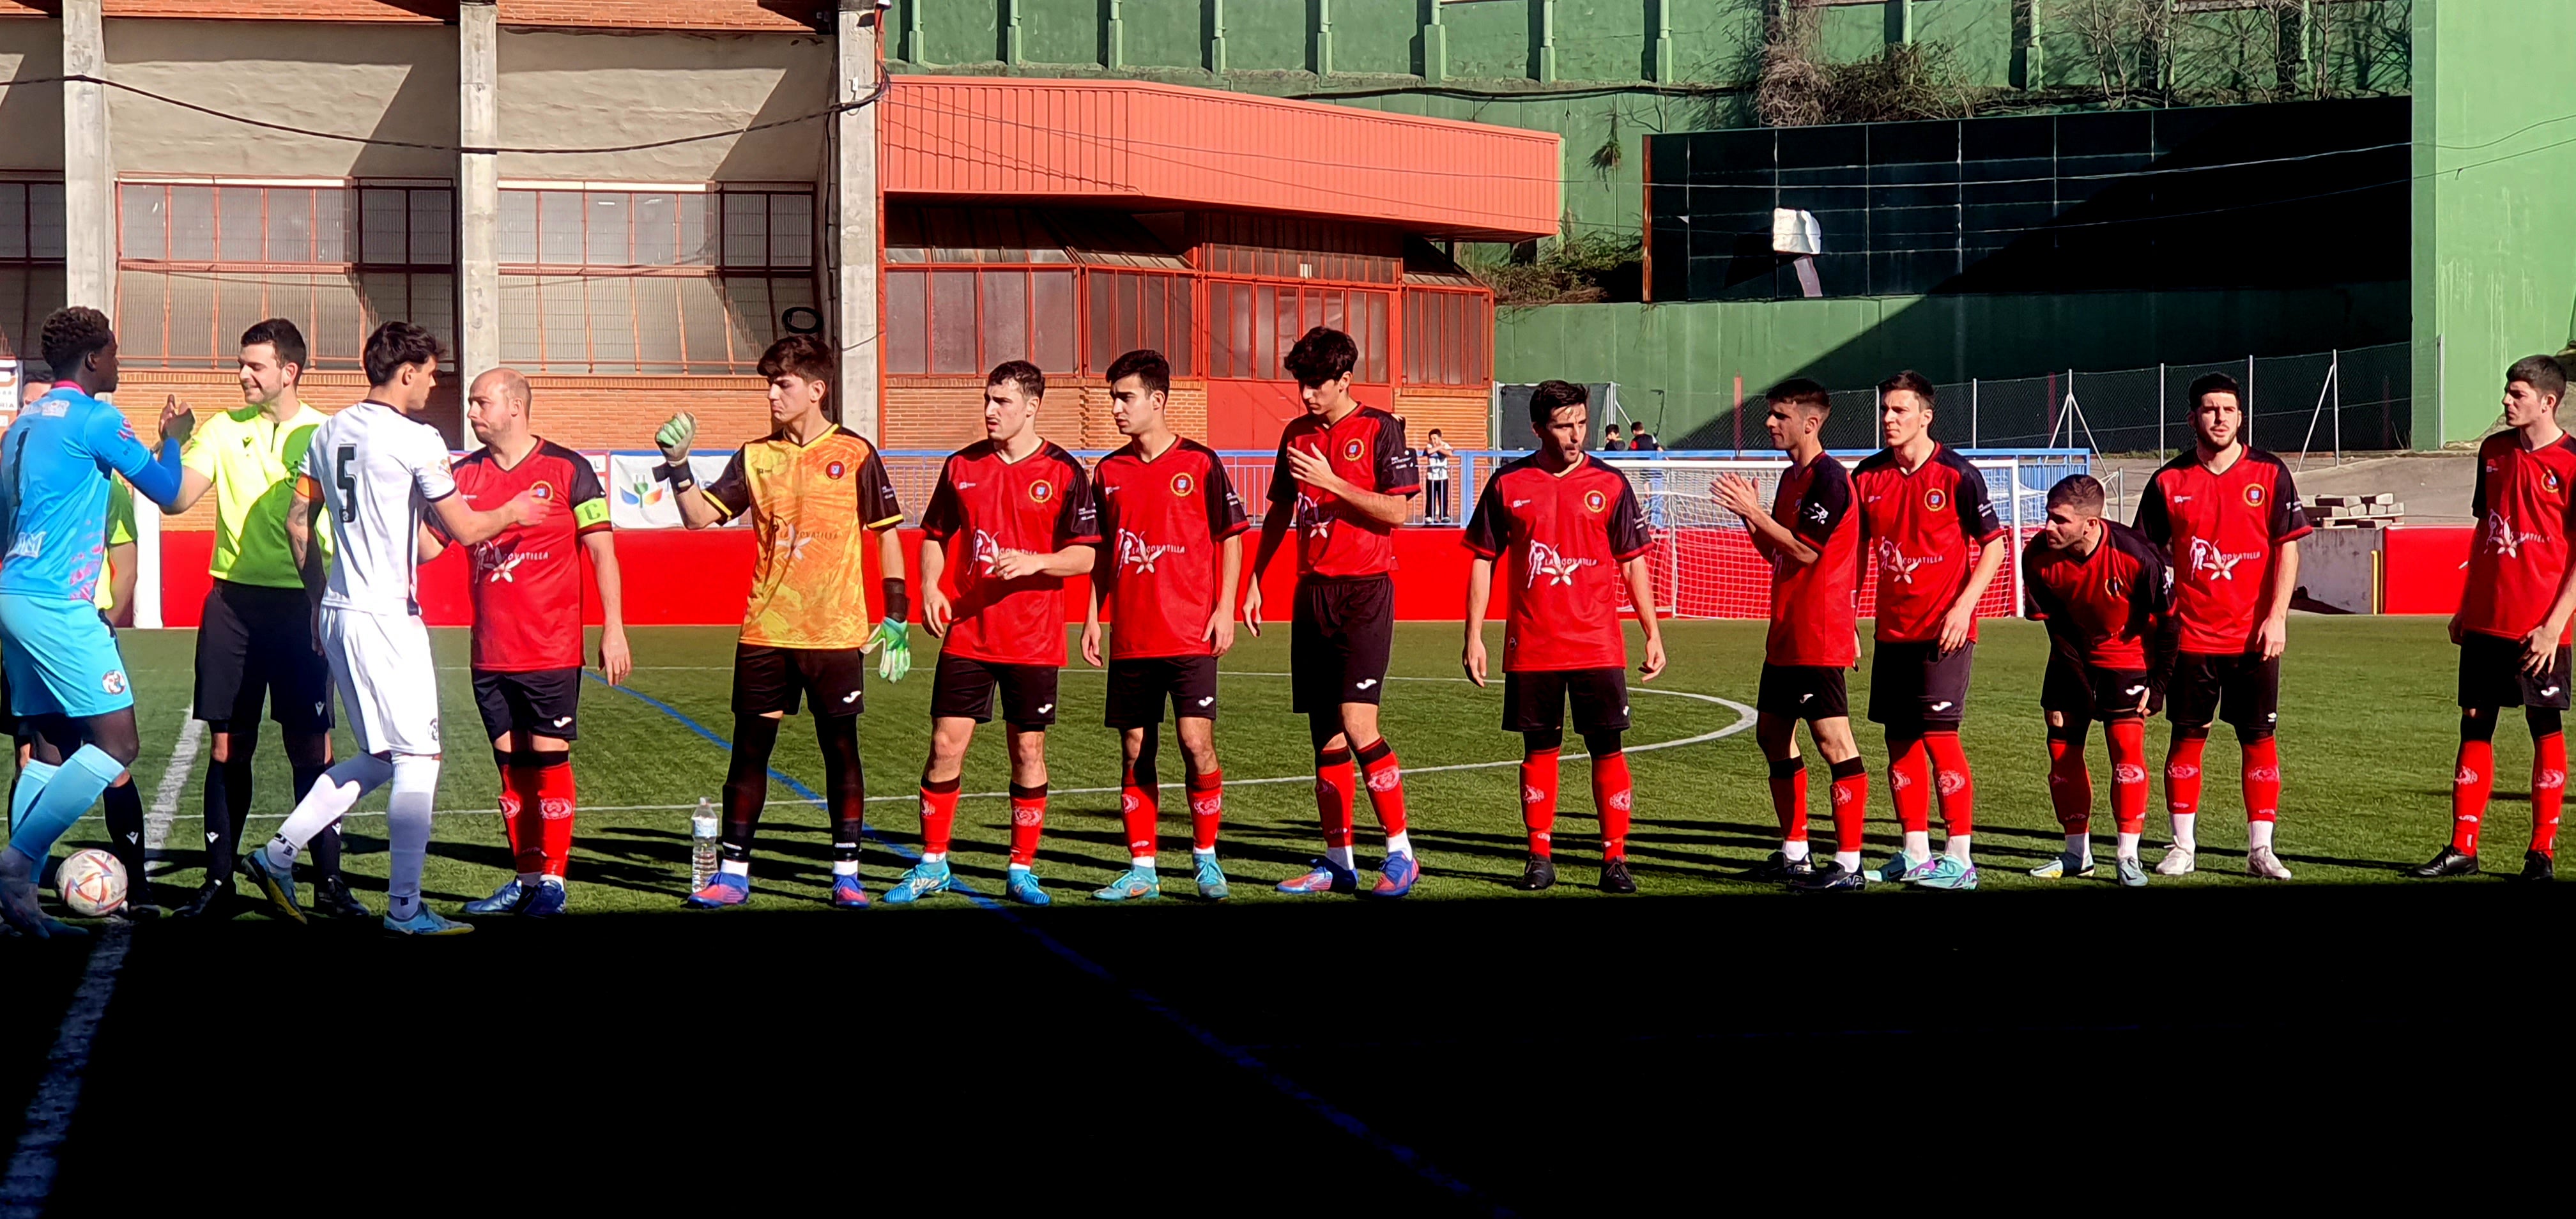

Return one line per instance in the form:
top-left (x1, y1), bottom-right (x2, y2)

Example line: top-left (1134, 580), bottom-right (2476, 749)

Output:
top-left (2310, 493), bottom-right (2404, 527)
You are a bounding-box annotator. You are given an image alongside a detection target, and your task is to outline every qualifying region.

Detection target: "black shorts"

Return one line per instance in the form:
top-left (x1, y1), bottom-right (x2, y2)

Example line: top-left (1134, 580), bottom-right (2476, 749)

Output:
top-left (1502, 668), bottom-right (1631, 735)
top-left (1291, 575), bottom-right (1395, 714)
top-left (931, 651), bottom-right (1058, 728)
top-left (2041, 653), bottom-right (2157, 722)
top-left (1867, 640), bottom-right (1975, 728)
top-left (732, 645), bottom-right (868, 717)
top-left (2457, 632), bottom-right (2573, 711)
top-left (195, 579), bottom-right (334, 732)
top-left (1757, 663), bottom-right (1850, 723)
top-left (2166, 650), bottom-right (2281, 732)
top-left (1105, 655), bottom-right (1219, 728)
top-left (473, 668), bottom-right (583, 742)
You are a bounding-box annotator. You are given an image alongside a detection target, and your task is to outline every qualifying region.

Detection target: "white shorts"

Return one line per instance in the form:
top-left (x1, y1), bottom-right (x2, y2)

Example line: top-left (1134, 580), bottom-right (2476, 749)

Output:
top-left (321, 605), bottom-right (441, 756)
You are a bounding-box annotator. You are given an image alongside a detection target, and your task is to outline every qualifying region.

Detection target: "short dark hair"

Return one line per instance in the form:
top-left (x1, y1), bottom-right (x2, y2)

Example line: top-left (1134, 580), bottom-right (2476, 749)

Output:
top-left (1529, 379), bottom-right (1589, 424)
top-left (2187, 372), bottom-right (2242, 409)
top-left (1765, 377), bottom-right (1832, 413)
top-left (40, 306), bottom-right (114, 377)
top-left (2508, 354), bottom-right (2568, 403)
top-left (1284, 326), bottom-right (1358, 386)
top-left (1877, 369), bottom-right (1936, 408)
top-left (2047, 473), bottom-right (2107, 512)
top-left (987, 360), bottom-right (1045, 399)
top-left (1427, 427), bottom-right (1443, 438)
top-left (362, 321), bottom-right (444, 385)
top-left (759, 334), bottom-right (834, 386)
top-left (1105, 349), bottom-right (1170, 397)
top-left (241, 318), bottom-right (307, 380)
top-left (1630, 421), bottom-right (1647, 431)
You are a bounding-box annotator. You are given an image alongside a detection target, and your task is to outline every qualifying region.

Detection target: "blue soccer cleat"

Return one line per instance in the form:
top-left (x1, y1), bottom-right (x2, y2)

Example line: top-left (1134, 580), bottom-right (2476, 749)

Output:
top-left (461, 878), bottom-right (526, 916)
top-left (383, 907), bottom-right (475, 936)
top-left (1004, 869), bottom-right (1052, 907)
top-left (240, 850), bottom-right (306, 923)
top-left (684, 873), bottom-right (750, 908)
top-left (2116, 855), bottom-right (2149, 888)
top-left (519, 880), bottom-right (569, 918)
top-left (1371, 852), bottom-right (1421, 898)
top-left (881, 861), bottom-right (953, 905)
top-left (1864, 851), bottom-right (1933, 885)
top-left (1091, 866), bottom-right (1161, 902)
top-left (1193, 854), bottom-right (1230, 901)
top-left (1915, 855), bottom-right (1981, 891)
top-left (1276, 859), bottom-right (1358, 896)
top-left (831, 873), bottom-right (870, 909)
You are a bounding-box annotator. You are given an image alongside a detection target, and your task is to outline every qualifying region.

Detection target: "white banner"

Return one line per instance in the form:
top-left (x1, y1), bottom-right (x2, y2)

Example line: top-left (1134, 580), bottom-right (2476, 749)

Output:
top-left (603, 453), bottom-right (739, 530)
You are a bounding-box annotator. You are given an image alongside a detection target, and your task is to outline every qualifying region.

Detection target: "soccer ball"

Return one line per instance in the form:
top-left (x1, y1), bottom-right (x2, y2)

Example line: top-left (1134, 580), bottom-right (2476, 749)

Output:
top-left (56, 849), bottom-right (127, 917)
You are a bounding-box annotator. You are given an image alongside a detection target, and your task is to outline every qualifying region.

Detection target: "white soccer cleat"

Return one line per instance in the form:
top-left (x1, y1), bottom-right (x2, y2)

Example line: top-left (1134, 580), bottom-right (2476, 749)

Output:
top-left (2154, 845), bottom-right (2196, 877)
top-left (2245, 845), bottom-right (2294, 880)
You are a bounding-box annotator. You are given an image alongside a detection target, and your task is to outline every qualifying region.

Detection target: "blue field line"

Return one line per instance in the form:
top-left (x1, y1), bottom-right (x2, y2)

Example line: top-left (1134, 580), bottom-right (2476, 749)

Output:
top-left (585, 671), bottom-right (1513, 1217)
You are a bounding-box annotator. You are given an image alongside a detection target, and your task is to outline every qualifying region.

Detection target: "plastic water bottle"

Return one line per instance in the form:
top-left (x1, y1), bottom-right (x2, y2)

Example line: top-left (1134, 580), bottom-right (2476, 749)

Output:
top-left (689, 798), bottom-right (720, 893)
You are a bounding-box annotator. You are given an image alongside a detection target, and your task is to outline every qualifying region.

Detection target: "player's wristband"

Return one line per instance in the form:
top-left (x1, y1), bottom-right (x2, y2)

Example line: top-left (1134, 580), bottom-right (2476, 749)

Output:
top-left (657, 460), bottom-right (696, 492)
top-left (880, 578), bottom-right (908, 624)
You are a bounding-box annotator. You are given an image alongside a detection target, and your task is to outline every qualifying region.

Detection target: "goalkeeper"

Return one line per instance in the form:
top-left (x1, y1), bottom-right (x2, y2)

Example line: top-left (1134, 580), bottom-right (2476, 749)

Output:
top-left (655, 335), bottom-right (912, 909)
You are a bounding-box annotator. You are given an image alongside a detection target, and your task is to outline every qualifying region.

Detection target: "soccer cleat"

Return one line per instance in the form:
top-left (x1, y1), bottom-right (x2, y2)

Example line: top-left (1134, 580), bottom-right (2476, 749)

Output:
top-left (1864, 851), bottom-right (1932, 884)
top-left (1515, 855), bottom-right (1558, 892)
top-left (2028, 851), bottom-right (2097, 880)
top-left (1091, 867), bottom-right (1162, 902)
top-left (1371, 852), bottom-right (1421, 898)
top-left (829, 874), bottom-right (869, 910)
top-left (2406, 847), bottom-right (2478, 878)
top-left (383, 907), bottom-right (475, 937)
top-left (1193, 855), bottom-right (1231, 901)
top-left (520, 880), bottom-right (569, 918)
top-left (461, 879), bottom-right (527, 916)
top-left (1914, 855), bottom-right (1980, 891)
top-left (684, 873), bottom-right (751, 908)
top-left (2116, 855), bottom-right (2149, 888)
top-left (2246, 846), bottom-right (2295, 880)
top-left (1789, 861), bottom-right (1865, 893)
top-left (2516, 850), bottom-right (2555, 882)
top-left (312, 875), bottom-right (371, 920)
top-left (1740, 851), bottom-right (1814, 883)
top-left (1276, 859), bottom-right (1359, 896)
top-left (107, 901), bottom-right (169, 923)
top-left (172, 880), bottom-right (235, 920)
top-left (240, 850), bottom-right (307, 924)
top-left (880, 861), bottom-right (953, 905)
top-left (1598, 858), bottom-right (1637, 894)
top-left (1003, 870), bottom-right (1052, 907)
top-left (2154, 845), bottom-right (2197, 877)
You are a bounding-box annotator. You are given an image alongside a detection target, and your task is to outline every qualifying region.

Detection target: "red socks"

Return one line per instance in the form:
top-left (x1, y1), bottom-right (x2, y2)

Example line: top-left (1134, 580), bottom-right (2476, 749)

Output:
top-left (1355, 739), bottom-right (1409, 838)
top-left (1887, 735), bottom-right (1932, 834)
top-left (1922, 731), bottom-right (1973, 838)
top-left (2045, 733), bottom-right (2092, 834)
top-left (2536, 733), bottom-right (2565, 857)
top-left (2453, 738), bottom-right (2494, 855)
top-left (535, 758), bottom-right (576, 878)
top-left (1186, 768), bottom-right (1223, 853)
top-left (1591, 749), bottom-right (1632, 861)
top-left (1827, 758), bottom-right (1869, 854)
top-left (502, 755), bottom-right (575, 877)
top-left (1008, 782), bottom-right (1047, 866)
top-left (1767, 758), bottom-right (1809, 845)
top-left (1120, 762), bottom-right (1158, 861)
top-left (1521, 746), bottom-right (1560, 857)
top-left (2242, 737), bottom-right (2281, 823)
top-left (2165, 734), bottom-right (2207, 820)
top-left (2106, 718), bottom-right (2149, 836)
top-left (919, 776), bottom-right (962, 857)
top-left (1314, 748), bottom-right (1356, 850)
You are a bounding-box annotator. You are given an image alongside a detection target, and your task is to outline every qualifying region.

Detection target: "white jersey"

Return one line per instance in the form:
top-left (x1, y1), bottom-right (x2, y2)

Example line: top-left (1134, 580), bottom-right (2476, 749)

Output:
top-left (303, 401), bottom-right (456, 616)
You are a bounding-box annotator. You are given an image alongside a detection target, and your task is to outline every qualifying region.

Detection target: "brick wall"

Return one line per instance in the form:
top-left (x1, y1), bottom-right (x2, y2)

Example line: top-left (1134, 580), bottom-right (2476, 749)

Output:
top-left (521, 374), bottom-right (772, 453)
top-left (884, 376), bottom-right (1212, 454)
top-left (1394, 385), bottom-right (1491, 449)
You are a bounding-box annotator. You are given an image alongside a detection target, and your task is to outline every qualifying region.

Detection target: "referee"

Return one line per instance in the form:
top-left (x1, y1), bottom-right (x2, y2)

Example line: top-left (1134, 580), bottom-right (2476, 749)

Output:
top-left (167, 319), bottom-right (362, 919)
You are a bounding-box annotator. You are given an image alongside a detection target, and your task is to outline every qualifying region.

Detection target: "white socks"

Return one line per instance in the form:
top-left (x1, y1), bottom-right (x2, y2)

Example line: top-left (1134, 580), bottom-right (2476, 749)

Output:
top-left (1902, 830), bottom-right (1930, 860)
top-left (2247, 819), bottom-right (2276, 850)
top-left (384, 756), bottom-right (439, 921)
top-left (1781, 840), bottom-right (1811, 862)
top-left (2170, 812), bottom-right (2199, 853)
top-left (1324, 845), bottom-right (1356, 871)
top-left (264, 753), bottom-right (397, 870)
top-left (2117, 831), bottom-right (2142, 859)
top-left (1944, 834), bottom-right (1974, 863)
top-left (1384, 831), bottom-right (1413, 858)
top-left (2064, 831), bottom-right (2091, 862)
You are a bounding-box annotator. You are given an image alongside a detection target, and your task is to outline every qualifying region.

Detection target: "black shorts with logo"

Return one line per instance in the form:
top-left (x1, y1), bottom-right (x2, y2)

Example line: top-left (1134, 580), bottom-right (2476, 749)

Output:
top-left (473, 667), bottom-right (583, 741)
top-left (931, 651), bottom-right (1059, 728)
top-left (1867, 640), bottom-right (1975, 729)
top-left (1757, 663), bottom-right (1850, 723)
top-left (1503, 667), bottom-right (1631, 735)
top-left (2166, 650), bottom-right (2281, 732)
top-left (2041, 652), bottom-right (2158, 722)
top-left (2457, 632), bottom-right (2573, 711)
top-left (1105, 655), bottom-right (1220, 728)
top-left (195, 579), bottom-right (335, 732)
top-left (1291, 574), bottom-right (1395, 714)
top-left (733, 644), bottom-right (868, 717)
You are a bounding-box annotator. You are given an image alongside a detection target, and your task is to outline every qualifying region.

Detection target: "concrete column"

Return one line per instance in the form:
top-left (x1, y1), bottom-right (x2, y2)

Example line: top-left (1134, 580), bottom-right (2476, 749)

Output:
top-left (1419, 0), bottom-right (1445, 83)
top-left (2014, 0), bottom-right (2045, 90)
top-left (835, 0), bottom-right (883, 441)
top-left (1003, 0), bottom-right (1023, 67)
top-left (1887, 0), bottom-right (1915, 47)
top-left (1104, 0), bottom-right (1124, 71)
top-left (1650, 0), bottom-right (1674, 82)
top-left (1534, 0), bottom-right (1556, 84)
top-left (1208, 0), bottom-right (1227, 75)
top-left (457, 1), bottom-right (500, 402)
top-left (1313, 0), bottom-right (1331, 79)
top-left (61, 0), bottom-right (111, 312)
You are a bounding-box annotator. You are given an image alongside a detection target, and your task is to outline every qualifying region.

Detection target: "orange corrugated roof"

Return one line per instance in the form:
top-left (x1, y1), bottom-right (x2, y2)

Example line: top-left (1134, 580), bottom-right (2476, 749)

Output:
top-left (883, 77), bottom-right (1561, 243)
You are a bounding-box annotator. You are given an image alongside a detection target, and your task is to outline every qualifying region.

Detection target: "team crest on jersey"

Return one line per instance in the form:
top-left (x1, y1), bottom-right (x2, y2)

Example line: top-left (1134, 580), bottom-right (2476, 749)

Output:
top-left (1341, 438), bottom-right (1365, 463)
top-left (827, 460), bottom-right (847, 480)
top-left (1526, 540), bottom-right (1597, 588)
top-left (1170, 471), bottom-right (1195, 497)
top-left (1029, 479), bottom-right (1055, 504)
top-left (1924, 487), bottom-right (1949, 512)
top-left (2242, 482), bottom-right (2266, 507)
top-left (1583, 488), bottom-right (1607, 514)
top-left (2547, 469), bottom-right (2565, 495)
top-left (529, 481), bottom-right (555, 501)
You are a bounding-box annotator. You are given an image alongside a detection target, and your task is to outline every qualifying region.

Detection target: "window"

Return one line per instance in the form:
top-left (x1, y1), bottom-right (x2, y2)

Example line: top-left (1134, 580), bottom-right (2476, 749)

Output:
top-left (1085, 271), bottom-right (1192, 377)
top-left (0, 181), bottom-right (65, 364)
top-left (1402, 289), bottom-right (1491, 387)
top-left (498, 188), bottom-right (816, 374)
top-left (116, 183), bottom-right (452, 369)
top-left (1206, 284), bottom-right (1388, 383)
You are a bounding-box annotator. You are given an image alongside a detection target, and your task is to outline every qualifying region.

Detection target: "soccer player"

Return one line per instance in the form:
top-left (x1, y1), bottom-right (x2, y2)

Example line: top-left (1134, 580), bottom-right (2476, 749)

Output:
top-left (2135, 372), bottom-right (2310, 880)
top-left (0, 307), bottom-right (192, 937)
top-left (1851, 371), bottom-right (2006, 890)
top-left (1244, 326), bottom-right (1423, 897)
top-left (1463, 380), bottom-right (1666, 893)
top-left (1080, 348), bottom-right (1246, 901)
top-left (2411, 356), bottom-right (2575, 882)
top-left (884, 360), bottom-right (1098, 907)
top-left (2024, 474), bottom-right (2174, 888)
top-left (1710, 378), bottom-right (1870, 891)
top-left (431, 368), bottom-right (631, 918)
top-left (657, 335), bottom-right (908, 910)
top-left (160, 320), bottom-right (362, 918)
top-left (239, 322), bottom-right (548, 935)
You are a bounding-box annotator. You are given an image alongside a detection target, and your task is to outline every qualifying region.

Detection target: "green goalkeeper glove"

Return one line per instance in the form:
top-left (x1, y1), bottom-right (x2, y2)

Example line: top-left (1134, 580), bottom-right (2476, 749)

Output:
top-left (866, 617), bottom-right (911, 683)
top-left (655, 412), bottom-right (698, 465)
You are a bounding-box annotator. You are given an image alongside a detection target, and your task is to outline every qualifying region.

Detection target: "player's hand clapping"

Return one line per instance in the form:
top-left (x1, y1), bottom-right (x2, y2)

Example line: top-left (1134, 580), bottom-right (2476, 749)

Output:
top-left (1711, 472), bottom-right (1763, 518)
top-left (159, 394), bottom-right (197, 448)
top-left (655, 411), bottom-right (697, 466)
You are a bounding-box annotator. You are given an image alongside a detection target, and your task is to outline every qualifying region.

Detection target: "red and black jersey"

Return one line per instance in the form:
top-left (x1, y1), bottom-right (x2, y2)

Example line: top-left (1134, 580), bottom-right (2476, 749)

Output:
top-left (2023, 519), bottom-right (2170, 670)
top-left (2135, 445), bottom-right (2310, 656)
top-left (1762, 451), bottom-right (1860, 667)
top-left (2462, 431), bottom-right (2576, 643)
top-left (921, 439), bottom-right (1101, 666)
top-left (1463, 454), bottom-right (1650, 672)
top-left (449, 440), bottom-right (610, 673)
top-left (1092, 437), bottom-right (1249, 659)
top-left (1268, 406), bottom-right (1420, 579)
top-left (1851, 443), bottom-right (2005, 644)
